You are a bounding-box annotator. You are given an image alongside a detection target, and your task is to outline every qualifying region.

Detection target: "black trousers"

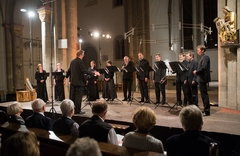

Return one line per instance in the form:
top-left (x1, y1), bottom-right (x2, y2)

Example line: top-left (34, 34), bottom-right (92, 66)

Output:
top-left (139, 80), bottom-right (149, 101)
top-left (123, 79), bottom-right (132, 99)
top-left (176, 80), bottom-right (188, 104)
top-left (199, 82), bottom-right (210, 113)
top-left (186, 81), bottom-right (198, 106)
top-left (154, 82), bottom-right (166, 103)
top-left (70, 84), bottom-right (84, 113)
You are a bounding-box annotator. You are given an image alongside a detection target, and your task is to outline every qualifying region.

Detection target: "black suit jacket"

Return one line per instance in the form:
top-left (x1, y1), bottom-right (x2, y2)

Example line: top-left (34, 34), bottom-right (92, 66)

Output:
top-left (79, 115), bottom-right (112, 143)
top-left (25, 112), bottom-right (53, 130)
top-left (122, 61), bottom-right (134, 80)
top-left (69, 57), bottom-right (94, 86)
top-left (186, 59), bottom-right (198, 83)
top-left (153, 61), bottom-right (166, 82)
top-left (176, 60), bottom-right (188, 82)
top-left (166, 130), bottom-right (220, 156)
top-left (196, 54), bottom-right (211, 83)
top-left (137, 59), bottom-right (149, 80)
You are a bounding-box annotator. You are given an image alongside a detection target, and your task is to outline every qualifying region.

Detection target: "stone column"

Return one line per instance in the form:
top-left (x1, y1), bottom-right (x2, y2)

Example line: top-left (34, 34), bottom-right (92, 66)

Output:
top-left (38, 6), bottom-right (52, 101)
top-left (65, 0), bottom-right (78, 62)
top-left (3, 23), bottom-right (14, 93)
top-left (10, 23), bottom-right (24, 91)
top-left (218, 0), bottom-right (240, 110)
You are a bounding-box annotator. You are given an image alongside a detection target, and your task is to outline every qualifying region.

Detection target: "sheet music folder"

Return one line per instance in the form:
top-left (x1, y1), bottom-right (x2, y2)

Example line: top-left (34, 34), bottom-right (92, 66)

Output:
top-left (51, 72), bottom-right (63, 76)
top-left (124, 66), bottom-right (136, 72)
top-left (155, 61), bottom-right (167, 69)
top-left (169, 61), bottom-right (188, 73)
top-left (106, 66), bottom-right (119, 72)
top-left (97, 69), bottom-right (106, 74)
top-left (141, 65), bottom-right (154, 72)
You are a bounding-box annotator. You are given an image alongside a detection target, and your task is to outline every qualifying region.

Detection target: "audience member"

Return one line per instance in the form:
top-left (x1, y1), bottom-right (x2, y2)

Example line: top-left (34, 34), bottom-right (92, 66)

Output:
top-left (25, 98), bottom-right (53, 130)
top-left (122, 106), bottom-right (164, 153)
top-left (1, 131), bottom-right (40, 156)
top-left (78, 101), bottom-right (118, 145)
top-left (66, 137), bottom-right (102, 156)
top-left (53, 99), bottom-right (79, 137)
top-left (6, 102), bottom-right (25, 125)
top-left (166, 105), bottom-right (220, 156)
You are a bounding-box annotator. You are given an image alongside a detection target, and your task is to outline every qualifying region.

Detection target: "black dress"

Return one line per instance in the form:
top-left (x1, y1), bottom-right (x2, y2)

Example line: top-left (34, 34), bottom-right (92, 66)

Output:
top-left (87, 67), bottom-right (99, 101)
top-left (35, 70), bottom-right (48, 102)
top-left (102, 70), bottom-right (117, 100)
top-left (54, 69), bottom-right (65, 101)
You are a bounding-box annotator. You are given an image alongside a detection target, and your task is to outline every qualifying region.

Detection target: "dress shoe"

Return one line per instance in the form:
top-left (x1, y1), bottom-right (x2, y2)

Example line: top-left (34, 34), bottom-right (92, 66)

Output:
top-left (154, 101), bottom-right (160, 104)
top-left (144, 100), bottom-right (150, 103)
top-left (161, 101), bottom-right (166, 104)
top-left (110, 99), bottom-right (114, 101)
top-left (139, 100), bottom-right (144, 103)
top-left (122, 98), bottom-right (128, 101)
top-left (202, 112), bottom-right (210, 116)
top-left (175, 101), bottom-right (182, 106)
top-left (106, 98), bottom-right (110, 101)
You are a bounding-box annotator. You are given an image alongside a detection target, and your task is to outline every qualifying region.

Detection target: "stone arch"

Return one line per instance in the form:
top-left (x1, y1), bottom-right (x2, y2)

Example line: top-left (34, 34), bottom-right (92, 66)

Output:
top-left (81, 42), bottom-right (99, 69)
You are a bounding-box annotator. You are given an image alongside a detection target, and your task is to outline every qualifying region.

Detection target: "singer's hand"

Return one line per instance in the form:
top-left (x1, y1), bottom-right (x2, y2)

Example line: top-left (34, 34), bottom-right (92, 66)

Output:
top-left (145, 78), bottom-right (148, 82)
top-left (193, 70), bottom-right (197, 75)
top-left (94, 71), bottom-right (100, 76)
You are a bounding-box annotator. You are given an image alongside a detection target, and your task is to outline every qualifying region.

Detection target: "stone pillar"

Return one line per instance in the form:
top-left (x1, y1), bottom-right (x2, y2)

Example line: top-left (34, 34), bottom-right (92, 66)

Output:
top-left (3, 23), bottom-right (14, 93)
top-left (38, 6), bottom-right (52, 101)
top-left (10, 23), bottom-right (24, 91)
top-left (55, 0), bottom-right (69, 98)
top-left (65, 0), bottom-right (78, 62)
top-left (218, 0), bottom-right (240, 110)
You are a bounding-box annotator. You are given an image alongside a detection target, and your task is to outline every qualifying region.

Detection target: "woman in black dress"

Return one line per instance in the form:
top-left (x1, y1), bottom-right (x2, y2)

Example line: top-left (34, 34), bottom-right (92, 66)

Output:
top-left (54, 63), bottom-right (65, 101)
top-left (102, 60), bottom-right (117, 101)
top-left (35, 64), bottom-right (48, 102)
top-left (86, 61), bottom-right (99, 101)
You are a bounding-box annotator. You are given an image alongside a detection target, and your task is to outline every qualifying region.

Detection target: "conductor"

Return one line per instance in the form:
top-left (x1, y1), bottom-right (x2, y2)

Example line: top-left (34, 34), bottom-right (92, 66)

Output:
top-left (68, 50), bottom-right (100, 114)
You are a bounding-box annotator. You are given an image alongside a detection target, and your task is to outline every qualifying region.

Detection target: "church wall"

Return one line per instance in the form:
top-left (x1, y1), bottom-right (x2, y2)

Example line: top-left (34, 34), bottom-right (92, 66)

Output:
top-left (77, 0), bottom-right (125, 83)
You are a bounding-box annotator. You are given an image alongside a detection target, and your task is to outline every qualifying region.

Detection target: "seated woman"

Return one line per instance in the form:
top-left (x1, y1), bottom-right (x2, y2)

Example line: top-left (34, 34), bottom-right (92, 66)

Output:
top-left (6, 102), bottom-right (25, 125)
top-left (102, 60), bottom-right (117, 101)
top-left (1, 131), bottom-right (40, 156)
top-left (122, 106), bottom-right (164, 153)
top-left (166, 105), bottom-right (220, 156)
top-left (86, 61), bottom-right (99, 101)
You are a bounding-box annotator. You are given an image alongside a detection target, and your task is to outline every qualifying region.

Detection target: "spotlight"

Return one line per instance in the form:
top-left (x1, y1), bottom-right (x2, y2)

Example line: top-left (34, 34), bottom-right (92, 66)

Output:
top-left (106, 34), bottom-right (111, 39)
top-left (79, 38), bottom-right (83, 43)
top-left (93, 31), bottom-right (99, 38)
top-left (20, 8), bottom-right (27, 12)
top-left (102, 34), bottom-right (106, 37)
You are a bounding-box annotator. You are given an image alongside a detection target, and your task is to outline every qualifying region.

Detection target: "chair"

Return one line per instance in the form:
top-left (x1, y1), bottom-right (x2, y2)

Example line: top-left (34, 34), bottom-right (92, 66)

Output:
top-left (0, 110), bottom-right (8, 124)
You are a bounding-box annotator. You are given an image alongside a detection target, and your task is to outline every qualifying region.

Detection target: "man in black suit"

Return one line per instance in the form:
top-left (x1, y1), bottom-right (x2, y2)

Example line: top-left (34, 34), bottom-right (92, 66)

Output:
top-left (121, 56), bottom-right (134, 101)
top-left (166, 105), bottom-right (220, 156)
top-left (25, 98), bottom-right (53, 130)
top-left (153, 53), bottom-right (166, 104)
top-left (185, 51), bottom-right (198, 106)
top-left (175, 52), bottom-right (188, 106)
top-left (193, 45), bottom-right (211, 116)
top-left (68, 50), bottom-right (100, 114)
top-left (78, 101), bottom-right (118, 145)
top-left (137, 52), bottom-right (150, 103)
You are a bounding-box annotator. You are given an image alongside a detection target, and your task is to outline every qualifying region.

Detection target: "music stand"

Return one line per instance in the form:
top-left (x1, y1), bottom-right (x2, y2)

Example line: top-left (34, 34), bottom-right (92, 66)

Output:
top-left (105, 66), bottom-right (123, 104)
top-left (153, 62), bottom-right (171, 109)
top-left (168, 61), bottom-right (187, 112)
top-left (49, 72), bottom-right (58, 117)
top-left (80, 86), bottom-right (93, 111)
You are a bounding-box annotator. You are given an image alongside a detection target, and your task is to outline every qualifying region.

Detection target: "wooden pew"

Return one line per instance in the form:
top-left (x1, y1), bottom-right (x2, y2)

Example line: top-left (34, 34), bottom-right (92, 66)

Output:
top-left (0, 122), bottom-right (165, 156)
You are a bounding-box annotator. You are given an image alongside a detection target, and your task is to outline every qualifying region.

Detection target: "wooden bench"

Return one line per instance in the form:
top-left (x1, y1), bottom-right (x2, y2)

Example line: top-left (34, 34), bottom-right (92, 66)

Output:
top-left (0, 122), bottom-right (165, 156)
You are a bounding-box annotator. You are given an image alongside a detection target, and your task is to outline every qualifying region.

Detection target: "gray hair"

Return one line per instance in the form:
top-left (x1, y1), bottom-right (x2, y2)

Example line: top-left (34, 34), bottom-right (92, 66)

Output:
top-left (179, 105), bottom-right (203, 131)
top-left (60, 99), bottom-right (75, 116)
top-left (66, 137), bottom-right (102, 156)
top-left (7, 102), bottom-right (22, 115)
top-left (31, 98), bottom-right (46, 112)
